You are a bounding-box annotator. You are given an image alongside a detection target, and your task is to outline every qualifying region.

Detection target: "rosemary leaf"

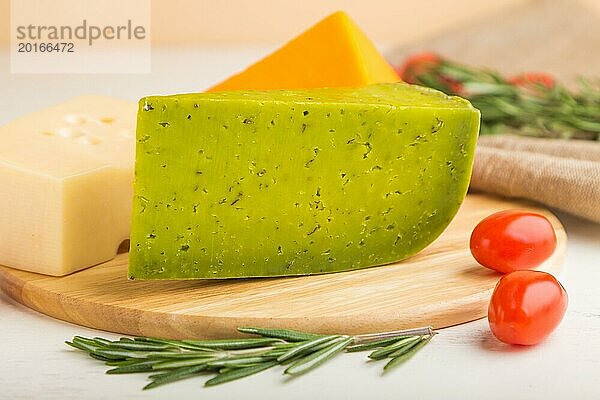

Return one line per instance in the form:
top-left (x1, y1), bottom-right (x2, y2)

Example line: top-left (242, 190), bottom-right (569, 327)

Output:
top-left (151, 357), bottom-right (217, 370)
top-left (147, 352), bottom-right (215, 359)
top-left (104, 359), bottom-right (138, 367)
top-left (278, 353), bottom-right (307, 366)
top-left (277, 335), bottom-right (340, 362)
top-left (133, 337), bottom-right (159, 342)
top-left (262, 349), bottom-right (288, 357)
top-left (91, 337), bottom-right (113, 346)
top-left (95, 349), bottom-right (202, 360)
top-left (65, 340), bottom-right (98, 353)
top-left (107, 360), bottom-right (160, 374)
top-left (272, 342), bottom-right (299, 350)
top-left (205, 361), bottom-right (278, 387)
top-left (90, 350), bottom-right (131, 361)
top-left (224, 347), bottom-right (278, 356)
top-left (262, 343), bottom-right (301, 357)
top-left (238, 327), bottom-right (324, 342)
top-left (105, 341), bottom-right (174, 351)
top-left (92, 349), bottom-right (151, 360)
top-left (275, 337), bottom-right (348, 366)
top-left (134, 337), bottom-right (216, 351)
top-left (181, 338), bottom-right (282, 350)
top-left (105, 358), bottom-right (154, 367)
top-left (383, 335), bottom-right (433, 371)
top-left (346, 336), bottom-right (407, 352)
top-left (206, 355), bottom-right (276, 368)
top-left (284, 337), bottom-right (353, 376)
top-left (387, 337), bottom-right (426, 358)
top-left (351, 327), bottom-right (434, 344)
top-left (144, 365), bottom-right (208, 390)
top-left (88, 352), bottom-right (113, 362)
top-left (368, 336), bottom-right (421, 360)
top-left (72, 336), bottom-right (102, 351)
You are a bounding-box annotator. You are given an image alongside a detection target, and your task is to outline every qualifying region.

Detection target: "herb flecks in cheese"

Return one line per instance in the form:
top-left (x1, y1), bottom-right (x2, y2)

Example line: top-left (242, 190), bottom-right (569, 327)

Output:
top-left (130, 83), bottom-right (480, 279)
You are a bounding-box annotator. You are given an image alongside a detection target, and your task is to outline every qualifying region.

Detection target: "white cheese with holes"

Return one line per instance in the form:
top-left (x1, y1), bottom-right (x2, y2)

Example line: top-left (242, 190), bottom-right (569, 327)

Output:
top-left (0, 96), bottom-right (136, 276)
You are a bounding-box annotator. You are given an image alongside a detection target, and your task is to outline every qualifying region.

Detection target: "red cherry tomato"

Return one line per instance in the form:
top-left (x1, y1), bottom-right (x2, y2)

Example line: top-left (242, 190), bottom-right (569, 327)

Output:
top-left (470, 210), bottom-right (557, 273)
top-left (488, 270), bottom-right (568, 345)
top-left (397, 52), bottom-right (441, 83)
top-left (508, 72), bottom-right (555, 89)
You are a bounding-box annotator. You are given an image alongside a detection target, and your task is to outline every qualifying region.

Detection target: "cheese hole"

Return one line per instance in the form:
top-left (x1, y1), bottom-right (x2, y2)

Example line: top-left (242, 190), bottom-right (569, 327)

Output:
top-left (117, 239), bottom-right (130, 254)
top-left (57, 127), bottom-right (86, 138)
top-left (64, 114), bottom-right (88, 125)
top-left (99, 117), bottom-right (115, 124)
top-left (41, 131), bottom-right (54, 136)
top-left (78, 136), bottom-right (102, 145)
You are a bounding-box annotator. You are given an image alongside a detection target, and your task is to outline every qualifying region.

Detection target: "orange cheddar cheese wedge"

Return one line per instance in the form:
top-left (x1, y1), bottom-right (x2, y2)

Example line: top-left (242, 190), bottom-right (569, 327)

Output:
top-left (207, 11), bottom-right (400, 92)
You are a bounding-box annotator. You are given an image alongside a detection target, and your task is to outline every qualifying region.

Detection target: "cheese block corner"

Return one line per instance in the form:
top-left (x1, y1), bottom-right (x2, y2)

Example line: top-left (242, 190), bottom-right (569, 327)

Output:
top-left (0, 96), bottom-right (136, 276)
top-left (207, 11), bottom-right (400, 92)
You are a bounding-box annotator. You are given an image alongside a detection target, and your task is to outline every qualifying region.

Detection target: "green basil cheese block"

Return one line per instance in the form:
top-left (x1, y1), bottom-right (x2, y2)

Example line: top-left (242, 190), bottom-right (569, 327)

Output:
top-left (130, 83), bottom-right (480, 279)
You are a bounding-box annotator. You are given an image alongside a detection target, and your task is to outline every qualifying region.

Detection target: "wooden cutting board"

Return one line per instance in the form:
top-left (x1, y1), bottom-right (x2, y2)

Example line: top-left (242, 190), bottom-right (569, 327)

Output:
top-left (0, 193), bottom-right (566, 339)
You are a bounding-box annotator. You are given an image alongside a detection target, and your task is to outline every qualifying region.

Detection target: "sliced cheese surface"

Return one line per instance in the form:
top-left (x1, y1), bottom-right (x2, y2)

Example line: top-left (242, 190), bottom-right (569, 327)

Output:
top-left (130, 83), bottom-right (480, 279)
top-left (207, 11), bottom-right (399, 92)
top-left (0, 96), bottom-right (136, 276)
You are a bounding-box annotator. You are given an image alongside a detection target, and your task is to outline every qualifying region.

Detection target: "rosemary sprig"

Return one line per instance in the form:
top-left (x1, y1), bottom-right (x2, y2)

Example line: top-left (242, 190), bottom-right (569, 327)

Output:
top-left (66, 326), bottom-right (436, 390)
top-left (398, 52), bottom-right (600, 140)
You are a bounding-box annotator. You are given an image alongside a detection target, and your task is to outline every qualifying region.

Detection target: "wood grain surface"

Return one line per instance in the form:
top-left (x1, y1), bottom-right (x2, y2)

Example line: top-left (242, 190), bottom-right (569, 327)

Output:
top-left (0, 193), bottom-right (566, 339)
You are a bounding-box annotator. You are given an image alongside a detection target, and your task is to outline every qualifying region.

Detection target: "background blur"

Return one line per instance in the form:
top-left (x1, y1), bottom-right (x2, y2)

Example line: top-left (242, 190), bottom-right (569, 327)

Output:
top-left (1, 0), bottom-right (599, 48)
top-left (1, 0), bottom-right (598, 122)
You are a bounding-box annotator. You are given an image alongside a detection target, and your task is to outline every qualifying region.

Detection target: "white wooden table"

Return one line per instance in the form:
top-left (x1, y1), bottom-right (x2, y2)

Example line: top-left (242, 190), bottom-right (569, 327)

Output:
top-left (1, 48), bottom-right (599, 400)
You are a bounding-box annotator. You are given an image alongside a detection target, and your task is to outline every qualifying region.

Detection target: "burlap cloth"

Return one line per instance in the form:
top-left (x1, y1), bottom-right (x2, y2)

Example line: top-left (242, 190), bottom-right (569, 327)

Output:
top-left (472, 136), bottom-right (600, 223)
top-left (390, 0), bottom-right (600, 222)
